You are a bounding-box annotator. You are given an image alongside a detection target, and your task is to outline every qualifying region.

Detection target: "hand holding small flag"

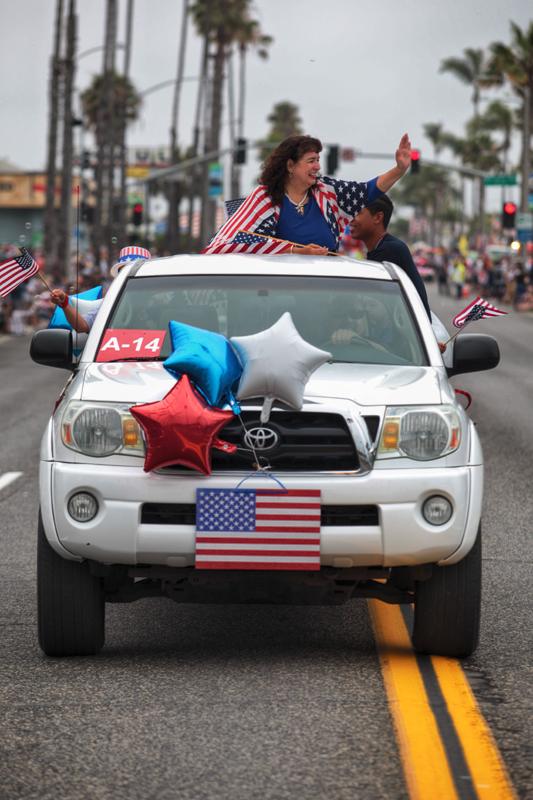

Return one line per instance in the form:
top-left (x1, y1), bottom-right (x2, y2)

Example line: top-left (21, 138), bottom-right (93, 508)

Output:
top-left (0, 247), bottom-right (40, 297)
top-left (444, 296), bottom-right (507, 345)
top-left (452, 297), bottom-right (507, 329)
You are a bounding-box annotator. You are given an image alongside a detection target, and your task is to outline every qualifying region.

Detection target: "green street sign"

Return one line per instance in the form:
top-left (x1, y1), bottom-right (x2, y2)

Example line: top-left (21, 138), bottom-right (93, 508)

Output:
top-left (484, 174), bottom-right (517, 186)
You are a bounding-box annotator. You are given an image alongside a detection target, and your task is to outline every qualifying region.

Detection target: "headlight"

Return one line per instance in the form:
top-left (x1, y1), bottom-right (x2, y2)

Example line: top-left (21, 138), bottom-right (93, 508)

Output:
top-left (377, 405), bottom-right (461, 461)
top-left (61, 402), bottom-right (144, 457)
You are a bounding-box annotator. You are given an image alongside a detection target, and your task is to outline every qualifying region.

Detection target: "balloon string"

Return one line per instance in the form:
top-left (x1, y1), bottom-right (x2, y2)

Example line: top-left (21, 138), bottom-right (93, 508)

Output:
top-left (236, 413), bottom-right (261, 469)
top-left (235, 472), bottom-right (287, 491)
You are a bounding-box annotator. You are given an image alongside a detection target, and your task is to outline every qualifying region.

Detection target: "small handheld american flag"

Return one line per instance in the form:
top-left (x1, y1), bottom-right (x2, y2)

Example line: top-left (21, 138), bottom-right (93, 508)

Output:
top-left (209, 229), bottom-right (292, 255)
top-left (452, 296), bottom-right (507, 329)
top-left (195, 488), bottom-right (321, 570)
top-left (0, 248), bottom-right (39, 297)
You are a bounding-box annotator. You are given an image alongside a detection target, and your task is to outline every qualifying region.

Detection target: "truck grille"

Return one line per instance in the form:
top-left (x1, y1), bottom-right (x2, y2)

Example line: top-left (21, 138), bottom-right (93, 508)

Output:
top-left (141, 503), bottom-right (379, 527)
top-left (215, 410), bottom-right (358, 472)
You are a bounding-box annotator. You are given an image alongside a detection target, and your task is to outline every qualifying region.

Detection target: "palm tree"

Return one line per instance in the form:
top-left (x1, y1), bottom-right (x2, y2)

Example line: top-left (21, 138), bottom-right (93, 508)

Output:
top-left (440, 48), bottom-right (493, 119)
top-left (57, 0), bottom-right (77, 280)
top-left (423, 122), bottom-right (445, 160)
top-left (231, 18), bottom-right (272, 195)
top-left (258, 101), bottom-right (303, 164)
top-left (476, 100), bottom-right (514, 172)
top-left (391, 165), bottom-right (461, 246)
top-left (167, 0), bottom-right (189, 252)
top-left (488, 21), bottom-right (533, 210)
top-left (189, 0), bottom-right (272, 239)
top-left (440, 126), bottom-right (502, 233)
top-left (81, 72), bottom-right (142, 253)
top-left (44, 0), bottom-right (64, 273)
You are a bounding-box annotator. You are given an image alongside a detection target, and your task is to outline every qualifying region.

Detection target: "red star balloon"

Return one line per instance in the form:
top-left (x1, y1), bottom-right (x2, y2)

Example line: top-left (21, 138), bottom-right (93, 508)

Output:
top-left (130, 375), bottom-right (234, 474)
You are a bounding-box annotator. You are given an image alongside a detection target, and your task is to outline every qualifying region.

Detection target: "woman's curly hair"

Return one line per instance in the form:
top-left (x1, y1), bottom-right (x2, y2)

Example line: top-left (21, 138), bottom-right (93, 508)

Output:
top-left (259, 135), bottom-right (322, 205)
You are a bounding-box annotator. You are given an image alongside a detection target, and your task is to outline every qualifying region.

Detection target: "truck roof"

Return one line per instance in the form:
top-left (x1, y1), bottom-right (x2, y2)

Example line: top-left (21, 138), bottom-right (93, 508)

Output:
top-left (134, 253), bottom-right (394, 281)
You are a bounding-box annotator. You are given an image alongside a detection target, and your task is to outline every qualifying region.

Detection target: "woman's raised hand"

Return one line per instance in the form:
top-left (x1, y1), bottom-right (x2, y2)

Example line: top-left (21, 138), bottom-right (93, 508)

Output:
top-left (293, 243), bottom-right (329, 256)
top-left (395, 133), bottom-right (412, 174)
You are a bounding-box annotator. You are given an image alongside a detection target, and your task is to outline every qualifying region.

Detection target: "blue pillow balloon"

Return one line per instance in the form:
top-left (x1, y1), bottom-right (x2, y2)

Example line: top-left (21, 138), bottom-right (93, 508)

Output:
top-left (48, 285), bottom-right (103, 330)
top-left (164, 320), bottom-right (242, 412)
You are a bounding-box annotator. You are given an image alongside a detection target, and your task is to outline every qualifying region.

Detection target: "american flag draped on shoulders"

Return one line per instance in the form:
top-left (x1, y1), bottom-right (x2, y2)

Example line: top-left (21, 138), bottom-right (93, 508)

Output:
top-left (201, 176), bottom-right (375, 255)
top-left (201, 186), bottom-right (292, 255)
top-left (0, 248), bottom-right (39, 297)
top-left (452, 296), bottom-right (508, 328)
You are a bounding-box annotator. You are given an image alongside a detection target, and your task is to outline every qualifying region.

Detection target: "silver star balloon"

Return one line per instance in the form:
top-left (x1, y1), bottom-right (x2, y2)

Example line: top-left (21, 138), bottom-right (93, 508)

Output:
top-left (231, 312), bottom-right (331, 422)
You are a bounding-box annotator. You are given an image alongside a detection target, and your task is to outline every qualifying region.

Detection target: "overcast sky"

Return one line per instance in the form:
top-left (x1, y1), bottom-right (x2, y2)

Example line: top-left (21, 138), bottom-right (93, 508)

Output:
top-left (1, 0), bottom-right (531, 206)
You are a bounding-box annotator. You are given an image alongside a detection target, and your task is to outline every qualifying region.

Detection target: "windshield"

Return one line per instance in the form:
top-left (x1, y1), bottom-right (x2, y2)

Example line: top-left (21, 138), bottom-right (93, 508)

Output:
top-left (100, 274), bottom-right (427, 366)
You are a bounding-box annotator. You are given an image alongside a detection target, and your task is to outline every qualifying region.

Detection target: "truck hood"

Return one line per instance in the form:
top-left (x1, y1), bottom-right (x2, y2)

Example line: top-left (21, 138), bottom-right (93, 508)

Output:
top-left (80, 361), bottom-right (443, 407)
top-left (305, 362), bottom-right (443, 406)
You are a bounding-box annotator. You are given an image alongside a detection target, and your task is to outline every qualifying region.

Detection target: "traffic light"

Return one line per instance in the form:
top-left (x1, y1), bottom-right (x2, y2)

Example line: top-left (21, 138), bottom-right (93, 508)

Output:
top-left (235, 137), bottom-right (247, 165)
top-left (501, 201), bottom-right (517, 229)
top-left (132, 202), bottom-right (144, 227)
top-left (410, 149), bottom-right (421, 174)
top-left (81, 150), bottom-right (92, 170)
top-left (80, 201), bottom-right (94, 224)
top-left (326, 145), bottom-right (339, 175)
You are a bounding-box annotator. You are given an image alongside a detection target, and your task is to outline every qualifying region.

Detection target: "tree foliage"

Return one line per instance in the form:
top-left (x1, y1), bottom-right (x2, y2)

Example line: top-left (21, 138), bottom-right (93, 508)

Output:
top-left (257, 101), bottom-right (303, 164)
top-left (81, 72), bottom-right (142, 143)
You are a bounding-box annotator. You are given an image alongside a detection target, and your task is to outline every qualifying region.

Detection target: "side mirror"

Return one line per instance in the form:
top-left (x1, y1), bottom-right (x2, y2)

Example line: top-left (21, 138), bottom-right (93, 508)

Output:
top-left (447, 333), bottom-right (500, 377)
top-left (30, 329), bottom-right (74, 370)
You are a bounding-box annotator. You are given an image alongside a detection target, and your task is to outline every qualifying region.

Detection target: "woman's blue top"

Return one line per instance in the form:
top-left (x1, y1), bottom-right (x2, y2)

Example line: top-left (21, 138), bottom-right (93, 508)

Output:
top-left (275, 195), bottom-right (337, 250)
top-left (275, 177), bottom-right (381, 250)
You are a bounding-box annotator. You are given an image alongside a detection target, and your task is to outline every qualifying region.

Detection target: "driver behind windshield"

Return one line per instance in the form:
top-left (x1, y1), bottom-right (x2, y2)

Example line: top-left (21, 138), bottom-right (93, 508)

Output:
top-left (327, 296), bottom-right (394, 352)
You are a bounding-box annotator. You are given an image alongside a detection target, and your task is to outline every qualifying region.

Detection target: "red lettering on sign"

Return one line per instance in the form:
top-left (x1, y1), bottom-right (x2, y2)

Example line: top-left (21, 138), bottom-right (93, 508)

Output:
top-left (96, 329), bottom-right (166, 362)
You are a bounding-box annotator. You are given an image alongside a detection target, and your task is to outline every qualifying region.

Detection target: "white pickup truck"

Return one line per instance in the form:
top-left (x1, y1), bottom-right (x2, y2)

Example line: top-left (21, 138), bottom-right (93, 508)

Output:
top-left (31, 254), bottom-right (500, 658)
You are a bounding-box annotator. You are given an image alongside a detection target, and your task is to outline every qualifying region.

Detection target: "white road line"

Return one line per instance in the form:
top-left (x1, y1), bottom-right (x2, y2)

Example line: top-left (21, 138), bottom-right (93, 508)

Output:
top-left (0, 472), bottom-right (23, 491)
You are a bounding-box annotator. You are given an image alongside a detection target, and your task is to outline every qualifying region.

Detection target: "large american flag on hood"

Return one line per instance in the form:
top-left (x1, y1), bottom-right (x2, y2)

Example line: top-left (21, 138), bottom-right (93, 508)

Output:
top-left (201, 176), bottom-right (378, 255)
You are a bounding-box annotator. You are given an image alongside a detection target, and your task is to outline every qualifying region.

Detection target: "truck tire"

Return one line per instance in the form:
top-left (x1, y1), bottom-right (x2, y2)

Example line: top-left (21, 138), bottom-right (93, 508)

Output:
top-left (37, 510), bottom-right (105, 656)
top-left (412, 525), bottom-right (481, 658)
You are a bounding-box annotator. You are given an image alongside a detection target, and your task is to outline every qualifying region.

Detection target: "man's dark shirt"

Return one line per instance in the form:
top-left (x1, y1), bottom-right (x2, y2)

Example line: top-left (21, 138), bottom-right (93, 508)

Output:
top-left (366, 233), bottom-right (431, 319)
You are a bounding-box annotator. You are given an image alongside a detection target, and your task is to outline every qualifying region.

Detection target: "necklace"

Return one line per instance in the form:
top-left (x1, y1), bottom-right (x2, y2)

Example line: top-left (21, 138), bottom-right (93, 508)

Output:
top-left (285, 190), bottom-right (309, 216)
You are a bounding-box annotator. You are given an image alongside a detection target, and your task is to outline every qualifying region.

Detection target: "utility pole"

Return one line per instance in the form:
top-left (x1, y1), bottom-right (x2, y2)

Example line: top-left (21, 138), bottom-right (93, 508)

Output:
top-left (167, 0), bottom-right (189, 252)
top-left (58, 0), bottom-right (77, 281)
top-left (44, 0), bottom-right (64, 272)
top-left (118, 0), bottom-right (134, 248)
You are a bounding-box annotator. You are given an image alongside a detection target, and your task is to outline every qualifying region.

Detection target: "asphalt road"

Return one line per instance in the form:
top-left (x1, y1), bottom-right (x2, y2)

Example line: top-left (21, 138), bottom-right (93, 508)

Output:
top-left (0, 286), bottom-right (531, 799)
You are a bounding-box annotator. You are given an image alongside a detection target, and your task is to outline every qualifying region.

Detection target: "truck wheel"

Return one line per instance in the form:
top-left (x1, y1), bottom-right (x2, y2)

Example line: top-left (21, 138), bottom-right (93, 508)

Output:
top-left (412, 525), bottom-right (481, 658)
top-left (37, 510), bottom-right (105, 656)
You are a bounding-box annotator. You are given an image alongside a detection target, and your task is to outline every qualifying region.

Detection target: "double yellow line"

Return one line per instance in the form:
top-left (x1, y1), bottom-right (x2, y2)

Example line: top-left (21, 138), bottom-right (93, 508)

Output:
top-left (369, 601), bottom-right (516, 800)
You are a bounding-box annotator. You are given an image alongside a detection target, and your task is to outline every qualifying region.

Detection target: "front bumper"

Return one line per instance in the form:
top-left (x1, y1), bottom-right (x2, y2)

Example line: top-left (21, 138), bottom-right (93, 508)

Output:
top-left (40, 460), bottom-right (483, 568)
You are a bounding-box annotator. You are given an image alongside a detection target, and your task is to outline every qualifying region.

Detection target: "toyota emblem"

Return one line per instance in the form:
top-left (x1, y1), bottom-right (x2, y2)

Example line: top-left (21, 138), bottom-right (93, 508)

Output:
top-left (243, 426), bottom-right (280, 451)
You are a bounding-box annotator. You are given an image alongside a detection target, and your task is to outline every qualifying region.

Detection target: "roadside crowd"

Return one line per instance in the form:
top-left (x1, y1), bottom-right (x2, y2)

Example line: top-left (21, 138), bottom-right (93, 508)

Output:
top-left (0, 244), bottom-right (165, 335)
top-left (1, 240), bottom-right (532, 336)
top-left (428, 250), bottom-right (533, 311)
